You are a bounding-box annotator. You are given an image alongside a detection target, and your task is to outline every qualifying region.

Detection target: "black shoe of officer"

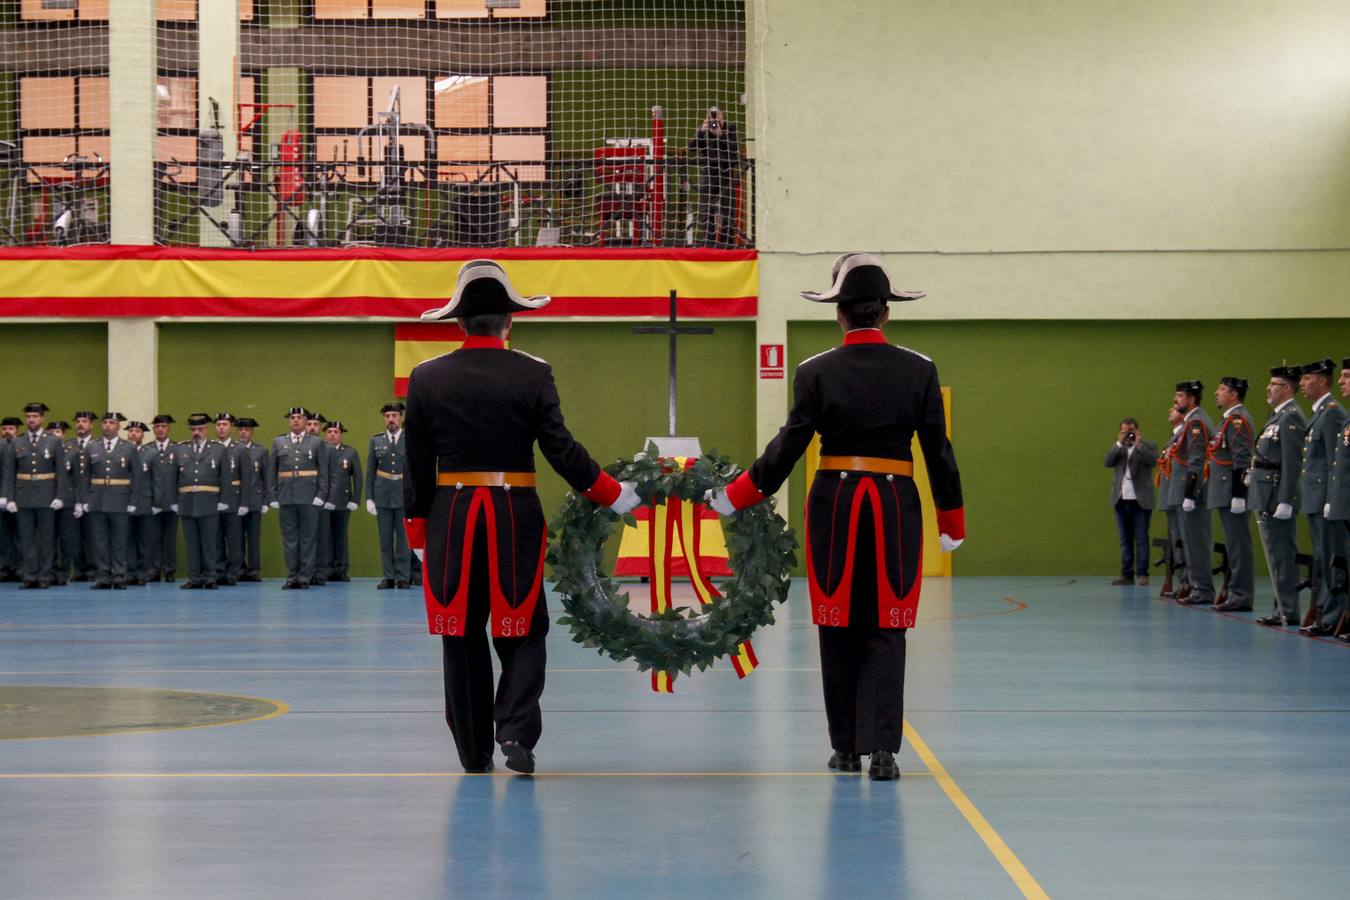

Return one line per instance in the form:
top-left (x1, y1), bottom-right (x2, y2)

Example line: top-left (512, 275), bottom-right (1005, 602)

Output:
top-left (311, 577), bottom-right (326, 587)
top-left (501, 741), bottom-right (535, 775)
top-left (1300, 624), bottom-right (1333, 637)
top-left (396, 580), bottom-right (410, 589)
top-left (112, 581), bottom-right (126, 590)
top-left (219, 577), bottom-right (237, 587)
top-left (180, 581), bottom-right (202, 590)
top-left (868, 751), bottom-right (899, 781)
top-left (828, 751), bottom-right (862, 773)
top-left (1256, 614), bottom-right (1291, 627)
top-left (21, 580), bottom-right (41, 590)
top-left (464, 760), bottom-right (494, 774)
top-left (91, 581), bottom-right (112, 590)
top-left (376, 579), bottom-right (394, 589)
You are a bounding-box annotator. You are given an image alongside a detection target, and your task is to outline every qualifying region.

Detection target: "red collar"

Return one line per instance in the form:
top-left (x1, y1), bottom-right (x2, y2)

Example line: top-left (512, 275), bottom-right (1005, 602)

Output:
top-left (842, 328), bottom-right (888, 346)
top-left (461, 336), bottom-right (506, 350)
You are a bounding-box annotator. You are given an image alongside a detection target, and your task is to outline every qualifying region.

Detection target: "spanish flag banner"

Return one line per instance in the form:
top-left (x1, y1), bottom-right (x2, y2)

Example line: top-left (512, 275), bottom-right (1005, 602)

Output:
top-left (393, 323), bottom-right (505, 396)
top-left (730, 641), bottom-right (759, 679)
top-left (652, 671), bottom-right (676, 694)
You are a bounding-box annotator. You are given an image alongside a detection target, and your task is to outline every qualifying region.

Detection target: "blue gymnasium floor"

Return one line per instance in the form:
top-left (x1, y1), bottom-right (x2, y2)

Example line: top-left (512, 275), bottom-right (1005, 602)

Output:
top-left (2, 577), bottom-right (1349, 899)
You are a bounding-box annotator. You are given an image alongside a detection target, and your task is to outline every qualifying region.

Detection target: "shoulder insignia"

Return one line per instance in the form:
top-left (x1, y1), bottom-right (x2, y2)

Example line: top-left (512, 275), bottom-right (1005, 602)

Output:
top-left (510, 348), bottom-right (548, 365)
top-left (798, 347), bottom-right (837, 368)
top-left (894, 345), bottom-right (933, 362)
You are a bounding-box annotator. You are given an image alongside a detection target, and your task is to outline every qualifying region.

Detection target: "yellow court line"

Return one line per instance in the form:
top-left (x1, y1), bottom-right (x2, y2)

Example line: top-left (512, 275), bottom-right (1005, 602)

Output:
top-left (0, 770), bottom-right (931, 780)
top-left (904, 720), bottom-right (1050, 900)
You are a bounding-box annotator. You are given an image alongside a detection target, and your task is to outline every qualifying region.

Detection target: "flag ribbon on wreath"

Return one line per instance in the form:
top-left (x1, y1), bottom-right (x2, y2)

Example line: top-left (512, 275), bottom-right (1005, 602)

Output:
top-left (646, 458), bottom-right (758, 692)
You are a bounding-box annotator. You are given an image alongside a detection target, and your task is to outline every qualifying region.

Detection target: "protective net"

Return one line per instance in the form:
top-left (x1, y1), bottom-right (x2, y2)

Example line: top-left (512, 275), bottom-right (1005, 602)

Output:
top-left (139, 0), bottom-right (747, 249)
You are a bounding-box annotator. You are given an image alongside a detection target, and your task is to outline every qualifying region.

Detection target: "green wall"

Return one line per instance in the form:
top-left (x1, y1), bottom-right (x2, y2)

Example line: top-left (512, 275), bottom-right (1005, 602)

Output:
top-left (0, 324), bottom-right (108, 417)
top-left (156, 319), bottom-right (755, 577)
top-left (785, 319), bottom-right (1350, 576)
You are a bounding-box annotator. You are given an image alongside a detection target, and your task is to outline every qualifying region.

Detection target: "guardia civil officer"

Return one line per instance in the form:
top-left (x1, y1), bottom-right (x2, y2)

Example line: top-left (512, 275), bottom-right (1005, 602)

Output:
top-left (51, 420), bottom-right (80, 584)
top-left (1326, 358), bottom-right (1350, 643)
top-left (68, 411), bottom-right (98, 581)
top-left (125, 421), bottom-right (155, 585)
top-left (236, 418), bottom-right (269, 582)
top-left (80, 412), bottom-right (141, 590)
top-left (0, 416), bottom-right (22, 582)
top-left (366, 402), bottom-right (411, 589)
top-left (146, 415), bottom-right (179, 582)
top-left (1251, 367), bottom-right (1308, 626)
top-left (1297, 359), bottom-right (1346, 635)
top-left (308, 411), bottom-right (335, 586)
top-left (271, 407), bottom-right (329, 589)
top-left (213, 413), bottom-right (252, 586)
top-left (1170, 381), bottom-right (1217, 607)
top-left (321, 421), bottom-right (361, 582)
top-left (176, 413), bottom-right (228, 589)
top-left (707, 253), bottom-right (965, 781)
top-left (1206, 379), bottom-right (1256, 612)
top-left (404, 260), bottom-right (639, 775)
top-left (3, 403), bottom-right (65, 588)
top-left (1156, 406), bottom-right (1190, 600)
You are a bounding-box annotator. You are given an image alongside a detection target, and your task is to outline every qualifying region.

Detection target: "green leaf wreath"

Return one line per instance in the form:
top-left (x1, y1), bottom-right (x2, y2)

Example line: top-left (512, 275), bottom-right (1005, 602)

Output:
top-left (546, 447), bottom-right (798, 676)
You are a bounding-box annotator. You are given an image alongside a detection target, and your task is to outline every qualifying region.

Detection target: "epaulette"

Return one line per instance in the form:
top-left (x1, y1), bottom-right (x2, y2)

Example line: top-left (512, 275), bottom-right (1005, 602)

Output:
top-left (511, 348), bottom-right (548, 365)
top-left (895, 345), bottom-right (933, 362)
top-left (799, 347), bottom-right (837, 368)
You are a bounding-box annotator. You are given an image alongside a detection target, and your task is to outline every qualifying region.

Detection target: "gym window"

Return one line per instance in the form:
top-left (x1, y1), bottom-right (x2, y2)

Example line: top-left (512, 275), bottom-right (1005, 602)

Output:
top-left (18, 75), bottom-right (109, 181)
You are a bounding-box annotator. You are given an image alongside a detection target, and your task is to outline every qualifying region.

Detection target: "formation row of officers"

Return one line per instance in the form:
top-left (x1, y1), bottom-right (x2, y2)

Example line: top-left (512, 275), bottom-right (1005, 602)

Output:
top-left (1107, 358), bottom-right (1350, 638)
top-left (0, 404), bottom-right (419, 590)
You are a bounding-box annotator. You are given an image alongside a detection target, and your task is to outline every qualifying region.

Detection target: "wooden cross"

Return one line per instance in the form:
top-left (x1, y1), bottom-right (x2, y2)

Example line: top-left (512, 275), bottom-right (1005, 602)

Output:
top-left (631, 290), bottom-right (714, 437)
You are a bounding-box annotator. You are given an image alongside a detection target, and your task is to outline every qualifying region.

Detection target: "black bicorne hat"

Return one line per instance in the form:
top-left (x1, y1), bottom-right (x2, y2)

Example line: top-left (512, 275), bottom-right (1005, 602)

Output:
top-left (187, 413), bottom-right (212, 427)
top-left (127, 421), bottom-right (148, 432)
top-left (236, 417), bottom-right (259, 428)
top-left (101, 411), bottom-right (127, 423)
top-left (1175, 380), bottom-right (1203, 396)
top-left (23, 402), bottom-right (49, 414)
top-left (801, 253), bottom-right (926, 304)
top-left (215, 412), bottom-right (236, 424)
top-left (73, 410), bottom-right (97, 420)
top-left (325, 420), bottom-right (349, 433)
top-left (285, 406), bottom-right (308, 418)
top-left (1301, 358), bottom-right (1335, 377)
top-left (1219, 376), bottom-right (1248, 394)
top-left (1, 416), bottom-right (21, 427)
top-left (1269, 366), bottom-right (1300, 385)
top-left (151, 414), bottom-right (175, 425)
top-left (381, 402), bottom-right (406, 414)
top-left (420, 260), bottom-right (551, 320)
top-left (51, 420), bottom-right (70, 431)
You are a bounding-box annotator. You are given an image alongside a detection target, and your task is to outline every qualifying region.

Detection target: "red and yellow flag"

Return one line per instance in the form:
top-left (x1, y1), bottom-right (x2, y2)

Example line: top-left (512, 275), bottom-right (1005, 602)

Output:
top-left (394, 323), bottom-right (510, 396)
top-left (730, 641), bottom-right (759, 679)
top-left (651, 671), bottom-right (676, 693)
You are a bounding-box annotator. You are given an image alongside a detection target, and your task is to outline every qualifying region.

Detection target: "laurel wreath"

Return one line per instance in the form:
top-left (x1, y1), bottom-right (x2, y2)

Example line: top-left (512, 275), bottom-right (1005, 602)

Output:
top-left (546, 448), bottom-right (798, 676)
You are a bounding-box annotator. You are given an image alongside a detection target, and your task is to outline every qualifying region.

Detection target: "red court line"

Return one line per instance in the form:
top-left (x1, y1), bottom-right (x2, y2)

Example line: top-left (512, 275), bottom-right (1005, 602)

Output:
top-left (1158, 594), bottom-right (1350, 647)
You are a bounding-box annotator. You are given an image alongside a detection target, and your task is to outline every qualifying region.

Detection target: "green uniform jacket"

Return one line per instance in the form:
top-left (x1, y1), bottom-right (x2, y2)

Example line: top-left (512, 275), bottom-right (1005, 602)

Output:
top-left (271, 433), bottom-right (329, 505)
top-left (242, 442), bottom-right (270, 510)
top-left (1165, 407), bottom-right (1214, 507)
top-left (175, 440), bottom-right (227, 518)
top-left (1328, 418), bottom-right (1350, 520)
top-left (1205, 405), bottom-right (1254, 509)
top-left (1301, 395), bottom-right (1347, 511)
top-left (10, 432), bottom-right (66, 508)
top-left (327, 444), bottom-right (363, 507)
top-left (215, 439), bottom-right (253, 512)
top-left (80, 438), bottom-right (143, 513)
top-left (57, 438), bottom-right (82, 506)
top-left (364, 431), bottom-right (406, 509)
top-left (0, 441), bottom-right (12, 502)
top-left (1249, 400), bottom-right (1308, 514)
top-left (147, 440), bottom-right (178, 510)
top-left (1156, 426), bottom-right (1183, 512)
top-left (130, 444), bottom-right (154, 515)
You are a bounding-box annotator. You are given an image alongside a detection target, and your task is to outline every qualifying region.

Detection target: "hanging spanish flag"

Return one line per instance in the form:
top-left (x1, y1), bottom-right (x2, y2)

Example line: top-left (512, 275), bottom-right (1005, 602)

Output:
top-left (730, 641), bottom-right (759, 679)
top-left (652, 671), bottom-right (676, 693)
top-left (394, 323), bottom-right (511, 396)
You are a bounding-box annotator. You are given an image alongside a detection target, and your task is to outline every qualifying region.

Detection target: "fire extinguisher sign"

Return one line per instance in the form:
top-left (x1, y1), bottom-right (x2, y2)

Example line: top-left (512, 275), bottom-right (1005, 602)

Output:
top-left (759, 344), bottom-right (784, 380)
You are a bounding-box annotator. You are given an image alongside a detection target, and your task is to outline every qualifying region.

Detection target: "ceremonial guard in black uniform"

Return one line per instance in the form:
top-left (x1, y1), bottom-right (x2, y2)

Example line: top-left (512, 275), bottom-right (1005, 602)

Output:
top-left (1251, 367), bottom-right (1308, 626)
top-left (709, 254), bottom-right (965, 781)
top-left (125, 421), bottom-right (155, 585)
top-left (213, 413), bottom-right (252, 586)
top-left (5, 403), bottom-right (66, 588)
top-left (1206, 379), bottom-right (1255, 612)
top-left (320, 421), bottom-right (361, 582)
top-left (404, 260), bottom-right (639, 774)
top-left (0, 416), bottom-right (22, 582)
top-left (236, 418), bottom-right (269, 582)
top-left (366, 403), bottom-right (412, 589)
top-left (146, 415), bottom-right (179, 582)
top-left (271, 407), bottom-right (330, 589)
top-left (1297, 359), bottom-right (1347, 634)
top-left (177, 414), bottom-right (227, 589)
top-left (80, 412), bottom-right (141, 589)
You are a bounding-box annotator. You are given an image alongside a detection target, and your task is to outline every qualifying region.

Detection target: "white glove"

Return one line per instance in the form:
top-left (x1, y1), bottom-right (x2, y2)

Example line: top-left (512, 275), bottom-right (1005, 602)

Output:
top-left (1181, 498), bottom-right (1196, 512)
top-left (73, 505), bottom-right (84, 519)
top-left (704, 488), bottom-right (736, 517)
top-left (151, 507), bottom-right (161, 515)
top-left (5, 501), bottom-right (17, 514)
top-left (1274, 502), bottom-right (1294, 520)
top-left (170, 503), bottom-right (179, 513)
top-left (50, 498), bottom-right (63, 511)
top-left (366, 499), bottom-right (377, 516)
top-left (609, 481), bottom-right (640, 516)
top-left (311, 497), bottom-right (325, 508)
top-left (269, 501), bottom-right (280, 510)
top-left (346, 501), bottom-right (358, 512)
top-left (237, 506), bottom-right (249, 517)
top-left (324, 502), bottom-right (336, 511)
top-left (1229, 498), bottom-right (1246, 515)
top-left (0, 497), bottom-right (6, 507)
top-left (126, 505), bottom-right (136, 514)
top-left (80, 503), bottom-right (90, 514)
top-left (940, 534), bottom-right (964, 553)
top-left (260, 504), bottom-right (270, 514)
top-left (216, 502), bottom-right (229, 512)
top-left (1325, 503), bottom-right (1333, 518)
top-left (413, 548), bottom-right (425, 562)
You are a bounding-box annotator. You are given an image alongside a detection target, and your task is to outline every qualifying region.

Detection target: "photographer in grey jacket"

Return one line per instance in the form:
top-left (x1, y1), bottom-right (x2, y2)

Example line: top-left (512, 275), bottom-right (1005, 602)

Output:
top-left (1105, 418), bottom-right (1159, 586)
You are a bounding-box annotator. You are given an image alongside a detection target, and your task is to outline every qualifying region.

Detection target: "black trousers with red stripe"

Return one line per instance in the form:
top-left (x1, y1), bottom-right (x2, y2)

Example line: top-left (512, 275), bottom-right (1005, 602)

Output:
top-left (440, 521), bottom-right (549, 770)
top-left (817, 512), bottom-right (908, 755)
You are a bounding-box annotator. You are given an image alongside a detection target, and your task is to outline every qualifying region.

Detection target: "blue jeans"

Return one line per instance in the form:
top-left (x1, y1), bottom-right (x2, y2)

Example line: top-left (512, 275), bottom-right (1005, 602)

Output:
top-left (1114, 500), bottom-right (1152, 578)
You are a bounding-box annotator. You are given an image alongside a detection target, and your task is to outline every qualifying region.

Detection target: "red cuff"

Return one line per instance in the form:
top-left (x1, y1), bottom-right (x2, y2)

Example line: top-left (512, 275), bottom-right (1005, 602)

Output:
top-left (937, 507), bottom-right (965, 541)
top-left (582, 471), bottom-right (622, 507)
top-left (403, 517), bottom-right (427, 552)
top-left (725, 471), bottom-right (767, 510)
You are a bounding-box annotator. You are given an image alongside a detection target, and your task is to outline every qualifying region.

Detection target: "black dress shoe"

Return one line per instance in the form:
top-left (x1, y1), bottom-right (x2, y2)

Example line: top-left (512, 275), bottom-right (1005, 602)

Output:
top-left (396, 580), bottom-right (410, 589)
top-left (164, 576), bottom-right (176, 583)
top-left (204, 581), bottom-right (217, 590)
top-left (36, 580), bottom-right (50, 589)
top-left (181, 581), bottom-right (203, 590)
top-left (91, 581), bottom-right (112, 590)
top-left (128, 578), bottom-right (145, 586)
top-left (1177, 594), bottom-right (1213, 606)
top-left (377, 579), bottom-right (395, 589)
top-left (1300, 624), bottom-right (1333, 637)
top-left (828, 751), bottom-right (861, 773)
top-left (72, 575), bottom-right (90, 583)
top-left (333, 574), bottom-right (350, 583)
top-left (241, 575), bottom-right (262, 582)
top-left (501, 741), bottom-right (535, 774)
top-left (52, 578), bottom-right (68, 586)
top-left (1213, 601), bottom-right (1253, 612)
top-left (282, 580), bottom-right (300, 590)
top-left (311, 577), bottom-right (327, 586)
top-left (218, 577), bottom-right (237, 587)
top-left (464, 760), bottom-right (495, 774)
top-left (868, 750), bottom-right (899, 781)
top-left (1337, 633), bottom-right (1350, 644)
top-left (112, 581), bottom-right (127, 590)
top-left (1256, 614), bottom-right (1292, 627)
top-left (21, 580), bottom-right (41, 589)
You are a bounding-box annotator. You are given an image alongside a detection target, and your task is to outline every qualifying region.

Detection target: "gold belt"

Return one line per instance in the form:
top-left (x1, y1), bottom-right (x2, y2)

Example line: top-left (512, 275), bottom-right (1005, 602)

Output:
top-left (229, 480), bottom-right (241, 486)
top-left (90, 478), bottom-right (131, 487)
top-left (179, 485), bottom-right (221, 493)
top-left (16, 473), bottom-right (56, 481)
top-left (817, 456), bottom-right (914, 478)
top-left (376, 470), bottom-right (404, 480)
top-left (277, 470), bottom-right (319, 479)
top-left (437, 471), bottom-right (536, 489)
